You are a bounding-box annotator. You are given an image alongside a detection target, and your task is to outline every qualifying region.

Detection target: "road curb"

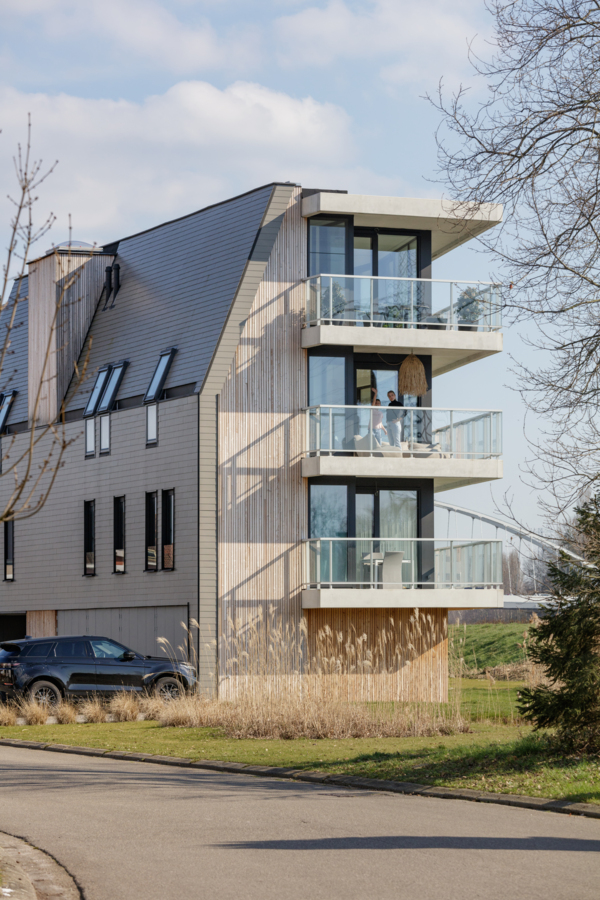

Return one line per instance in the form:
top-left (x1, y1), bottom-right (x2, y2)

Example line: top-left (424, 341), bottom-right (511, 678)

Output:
top-left (0, 831), bottom-right (80, 900)
top-left (1, 737), bottom-right (600, 820)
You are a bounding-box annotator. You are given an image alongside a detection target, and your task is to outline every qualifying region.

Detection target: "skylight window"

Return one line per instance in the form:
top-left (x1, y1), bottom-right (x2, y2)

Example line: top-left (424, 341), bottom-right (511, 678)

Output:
top-left (144, 349), bottom-right (177, 404)
top-left (0, 391), bottom-right (17, 434)
top-left (83, 367), bottom-right (111, 418)
top-left (97, 361), bottom-right (128, 413)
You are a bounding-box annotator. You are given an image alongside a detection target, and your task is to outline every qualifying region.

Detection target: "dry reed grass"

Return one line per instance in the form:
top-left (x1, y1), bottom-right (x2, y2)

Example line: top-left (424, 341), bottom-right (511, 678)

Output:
top-left (151, 610), bottom-right (463, 739)
top-left (79, 696), bottom-right (107, 723)
top-left (138, 694), bottom-right (165, 720)
top-left (0, 703), bottom-right (18, 726)
top-left (155, 691), bottom-right (468, 739)
top-left (18, 698), bottom-right (49, 725)
top-left (109, 692), bottom-right (140, 722)
top-left (55, 702), bottom-right (78, 724)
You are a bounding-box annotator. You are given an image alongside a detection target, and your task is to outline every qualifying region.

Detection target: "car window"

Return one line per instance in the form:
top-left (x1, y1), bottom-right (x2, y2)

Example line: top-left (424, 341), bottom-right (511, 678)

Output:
top-left (52, 641), bottom-right (90, 659)
top-left (90, 639), bottom-right (128, 659)
top-left (23, 642), bottom-right (55, 658)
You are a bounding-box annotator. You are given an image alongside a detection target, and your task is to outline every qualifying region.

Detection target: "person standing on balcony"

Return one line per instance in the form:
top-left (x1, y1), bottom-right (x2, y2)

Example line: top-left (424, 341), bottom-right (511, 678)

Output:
top-left (386, 390), bottom-right (403, 447)
top-left (371, 398), bottom-right (387, 446)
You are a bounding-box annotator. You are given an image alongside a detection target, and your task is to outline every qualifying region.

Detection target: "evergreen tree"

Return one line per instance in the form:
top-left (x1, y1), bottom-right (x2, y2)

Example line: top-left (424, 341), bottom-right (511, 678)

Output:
top-left (518, 496), bottom-right (600, 751)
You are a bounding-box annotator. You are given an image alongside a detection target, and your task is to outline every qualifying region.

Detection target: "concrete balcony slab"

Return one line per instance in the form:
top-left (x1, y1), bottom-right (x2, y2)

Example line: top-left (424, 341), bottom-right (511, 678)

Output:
top-left (302, 588), bottom-right (504, 610)
top-left (302, 455), bottom-right (503, 492)
top-left (301, 325), bottom-right (503, 377)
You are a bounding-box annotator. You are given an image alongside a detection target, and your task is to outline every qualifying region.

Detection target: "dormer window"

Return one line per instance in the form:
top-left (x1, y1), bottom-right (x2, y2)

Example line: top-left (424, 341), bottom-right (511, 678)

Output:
top-left (97, 362), bottom-right (128, 413)
top-left (83, 362), bottom-right (128, 417)
top-left (0, 391), bottom-right (17, 434)
top-left (83, 367), bottom-right (111, 417)
top-left (144, 349), bottom-right (177, 404)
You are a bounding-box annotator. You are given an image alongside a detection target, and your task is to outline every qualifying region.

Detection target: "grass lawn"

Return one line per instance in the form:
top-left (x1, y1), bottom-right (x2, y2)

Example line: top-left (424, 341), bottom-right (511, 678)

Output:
top-left (449, 622), bottom-right (530, 670)
top-left (1, 679), bottom-right (598, 805)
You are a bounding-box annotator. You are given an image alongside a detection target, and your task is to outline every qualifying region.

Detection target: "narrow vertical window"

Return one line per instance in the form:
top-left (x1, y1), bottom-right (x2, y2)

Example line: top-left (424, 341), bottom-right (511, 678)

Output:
top-left (99, 415), bottom-right (110, 453)
top-left (146, 404), bottom-right (157, 444)
top-left (162, 489), bottom-right (174, 570)
top-left (4, 519), bottom-right (14, 581)
top-left (145, 492), bottom-right (157, 571)
top-left (84, 500), bottom-right (95, 575)
top-left (114, 496), bottom-right (125, 573)
top-left (85, 418), bottom-right (95, 456)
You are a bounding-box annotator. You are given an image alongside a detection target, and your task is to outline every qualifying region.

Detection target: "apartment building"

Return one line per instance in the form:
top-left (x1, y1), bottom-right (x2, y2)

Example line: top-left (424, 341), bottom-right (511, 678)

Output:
top-left (0, 183), bottom-right (504, 699)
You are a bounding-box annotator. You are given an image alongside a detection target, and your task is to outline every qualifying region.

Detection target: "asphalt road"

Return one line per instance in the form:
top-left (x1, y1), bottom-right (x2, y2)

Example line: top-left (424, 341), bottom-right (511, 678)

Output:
top-left (0, 746), bottom-right (599, 900)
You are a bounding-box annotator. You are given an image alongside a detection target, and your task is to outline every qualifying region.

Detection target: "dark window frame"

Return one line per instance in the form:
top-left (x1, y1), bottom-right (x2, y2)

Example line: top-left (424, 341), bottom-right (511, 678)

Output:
top-left (145, 491), bottom-right (158, 571)
top-left (97, 360), bottom-right (129, 413)
top-left (85, 418), bottom-right (95, 457)
top-left (84, 499), bottom-right (95, 576)
top-left (161, 489), bottom-right (174, 570)
top-left (83, 366), bottom-right (111, 418)
top-left (113, 496), bottom-right (125, 574)
top-left (0, 391), bottom-right (17, 434)
top-left (144, 349), bottom-right (177, 404)
top-left (4, 518), bottom-right (14, 582)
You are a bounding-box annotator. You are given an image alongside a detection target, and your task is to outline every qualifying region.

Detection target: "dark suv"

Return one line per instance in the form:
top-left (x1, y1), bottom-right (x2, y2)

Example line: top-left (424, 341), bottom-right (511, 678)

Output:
top-left (0, 635), bottom-right (197, 705)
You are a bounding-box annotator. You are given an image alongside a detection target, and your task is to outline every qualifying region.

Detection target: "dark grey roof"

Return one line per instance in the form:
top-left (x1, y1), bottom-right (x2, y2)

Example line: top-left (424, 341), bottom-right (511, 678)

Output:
top-left (1, 276), bottom-right (28, 424)
top-left (66, 183), bottom-right (278, 409)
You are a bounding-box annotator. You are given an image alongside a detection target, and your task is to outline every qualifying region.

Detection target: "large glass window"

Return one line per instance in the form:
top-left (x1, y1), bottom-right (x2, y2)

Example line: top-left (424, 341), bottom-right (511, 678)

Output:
top-left (146, 404), bottom-right (158, 444)
top-left (145, 492), bottom-right (158, 571)
top-left (378, 234), bottom-right (418, 279)
top-left (309, 218), bottom-right (347, 276)
top-left (353, 234), bottom-right (373, 277)
top-left (308, 356), bottom-right (345, 406)
top-left (84, 500), bottom-right (95, 575)
top-left (310, 484), bottom-right (348, 538)
top-left (99, 415), bottom-right (110, 453)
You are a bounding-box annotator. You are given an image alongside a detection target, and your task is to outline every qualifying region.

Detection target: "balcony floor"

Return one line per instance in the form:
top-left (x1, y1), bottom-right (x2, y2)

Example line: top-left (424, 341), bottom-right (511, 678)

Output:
top-left (302, 325), bottom-right (502, 376)
top-left (302, 588), bottom-right (504, 610)
top-left (302, 455), bottom-right (503, 492)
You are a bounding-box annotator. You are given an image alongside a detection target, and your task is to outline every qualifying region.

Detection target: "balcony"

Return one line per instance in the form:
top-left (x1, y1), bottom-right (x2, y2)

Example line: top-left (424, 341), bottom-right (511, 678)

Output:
top-left (302, 406), bottom-right (503, 491)
top-left (302, 275), bottom-right (503, 376)
top-left (302, 538), bottom-right (503, 610)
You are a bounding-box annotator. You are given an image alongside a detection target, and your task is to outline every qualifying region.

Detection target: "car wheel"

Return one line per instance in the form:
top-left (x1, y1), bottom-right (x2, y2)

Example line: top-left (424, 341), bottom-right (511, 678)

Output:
top-left (29, 681), bottom-right (62, 707)
top-left (154, 677), bottom-right (183, 701)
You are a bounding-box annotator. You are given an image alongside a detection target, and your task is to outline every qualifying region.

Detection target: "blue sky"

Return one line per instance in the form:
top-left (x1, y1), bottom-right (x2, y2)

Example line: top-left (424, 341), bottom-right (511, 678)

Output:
top-left (0, 0), bottom-right (544, 531)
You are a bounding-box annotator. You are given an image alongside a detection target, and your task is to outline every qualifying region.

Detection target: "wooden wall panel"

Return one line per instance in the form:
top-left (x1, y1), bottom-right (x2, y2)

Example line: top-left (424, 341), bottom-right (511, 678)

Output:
top-left (306, 608), bottom-right (448, 702)
top-left (26, 609), bottom-right (57, 638)
top-left (218, 187), bottom-right (306, 684)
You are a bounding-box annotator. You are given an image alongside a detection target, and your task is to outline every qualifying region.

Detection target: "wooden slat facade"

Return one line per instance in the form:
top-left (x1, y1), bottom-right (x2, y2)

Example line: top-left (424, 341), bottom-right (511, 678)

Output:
top-left (216, 187), bottom-right (449, 702)
top-left (26, 609), bottom-right (57, 638)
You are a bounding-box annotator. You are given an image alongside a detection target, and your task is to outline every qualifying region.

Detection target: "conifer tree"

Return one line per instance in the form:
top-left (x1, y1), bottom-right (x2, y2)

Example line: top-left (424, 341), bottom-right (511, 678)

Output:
top-left (518, 496), bottom-right (600, 751)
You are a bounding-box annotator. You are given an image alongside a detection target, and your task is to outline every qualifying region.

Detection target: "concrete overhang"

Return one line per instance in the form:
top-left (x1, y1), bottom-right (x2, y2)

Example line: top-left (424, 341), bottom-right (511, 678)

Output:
top-left (301, 193), bottom-right (503, 259)
top-left (302, 455), bottom-right (503, 492)
top-left (301, 325), bottom-right (503, 377)
top-left (302, 588), bottom-right (504, 610)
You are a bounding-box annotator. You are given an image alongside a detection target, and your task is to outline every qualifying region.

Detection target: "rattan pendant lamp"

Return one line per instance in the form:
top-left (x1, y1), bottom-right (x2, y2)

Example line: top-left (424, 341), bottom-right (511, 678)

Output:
top-left (398, 352), bottom-right (428, 397)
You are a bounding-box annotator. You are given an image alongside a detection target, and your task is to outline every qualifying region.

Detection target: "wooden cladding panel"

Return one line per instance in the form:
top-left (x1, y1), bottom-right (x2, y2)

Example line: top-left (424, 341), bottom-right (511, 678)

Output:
top-left (218, 187), bottom-right (306, 682)
top-left (26, 609), bottom-right (57, 638)
top-left (29, 252), bottom-right (111, 424)
top-left (307, 608), bottom-right (448, 702)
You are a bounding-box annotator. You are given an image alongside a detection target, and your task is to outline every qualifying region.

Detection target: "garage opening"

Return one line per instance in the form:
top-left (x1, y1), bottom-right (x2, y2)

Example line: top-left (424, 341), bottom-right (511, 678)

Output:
top-left (0, 614), bottom-right (27, 643)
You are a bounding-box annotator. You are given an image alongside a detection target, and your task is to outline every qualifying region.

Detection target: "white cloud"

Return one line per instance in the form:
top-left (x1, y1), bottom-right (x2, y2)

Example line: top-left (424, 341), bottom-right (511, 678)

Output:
top-left (0, 0), bottom-right (260, 74)
top-left (274, 0), bottom-right (488, 86)
top-left (0, 81), bottom-right (403, 247)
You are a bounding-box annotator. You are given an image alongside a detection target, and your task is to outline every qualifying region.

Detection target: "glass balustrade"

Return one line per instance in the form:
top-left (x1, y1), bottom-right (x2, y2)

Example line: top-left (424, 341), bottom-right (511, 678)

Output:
top-left (306, 406), bottom-right (502, 459)
top-left (304, 538), bottom-right (502, 589)
top-left (305, 275), bottom-right (501, 331)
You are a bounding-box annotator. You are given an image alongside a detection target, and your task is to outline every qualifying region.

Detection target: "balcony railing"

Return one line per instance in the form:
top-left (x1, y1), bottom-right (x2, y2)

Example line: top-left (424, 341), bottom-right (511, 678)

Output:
top-left (304, 538), bottom-right (503, 589)
top-left (306, 406), bottom-right (502, 459)
top-left (305, 275), bottom-right (501, 331)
